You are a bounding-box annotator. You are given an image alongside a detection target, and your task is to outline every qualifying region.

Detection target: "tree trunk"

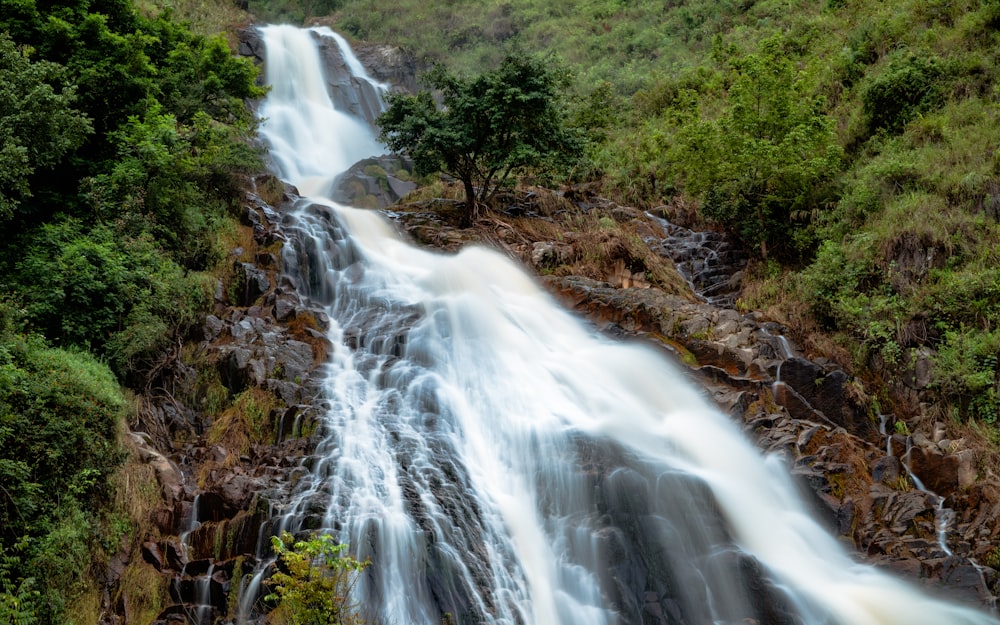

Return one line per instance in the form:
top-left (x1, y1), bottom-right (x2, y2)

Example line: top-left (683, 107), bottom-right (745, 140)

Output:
top-left (755, 203), bottom-right (768, 260)
top-left (461, 177), bottom-right (478, 228)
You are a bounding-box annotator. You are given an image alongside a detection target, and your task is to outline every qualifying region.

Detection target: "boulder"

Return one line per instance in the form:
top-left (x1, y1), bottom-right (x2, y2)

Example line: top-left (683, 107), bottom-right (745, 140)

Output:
top-left (905, 445), bottom-right (966, 498)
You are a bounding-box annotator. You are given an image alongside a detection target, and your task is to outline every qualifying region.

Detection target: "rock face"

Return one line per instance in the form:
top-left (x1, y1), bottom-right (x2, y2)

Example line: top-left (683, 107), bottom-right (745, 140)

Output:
top-left (330, 155), bottom-right (417, 208)
top-left (100, 179), bottom-right (337, 625)
top-left (311, 32), bottom-right (387, 126)
top-left (236, 26), bottom-right (419, 127)
top-left (352, 41), bottom-right (419, 94)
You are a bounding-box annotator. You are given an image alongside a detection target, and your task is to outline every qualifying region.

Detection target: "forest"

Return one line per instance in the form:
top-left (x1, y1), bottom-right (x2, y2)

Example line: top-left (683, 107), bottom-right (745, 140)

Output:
top-left (0, 0), bottom-right (263, 620)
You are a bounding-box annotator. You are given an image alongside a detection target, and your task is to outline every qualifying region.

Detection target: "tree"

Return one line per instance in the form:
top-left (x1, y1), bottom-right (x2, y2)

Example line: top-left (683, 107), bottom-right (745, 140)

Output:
top-left (265, 532), bottom-right (369, 625)
top-left (0, 34), bottom-right (92, 222)
top-left (377, 54), bottom-right (581, 226)
top-left (673, 37), bottom-right (841, 260)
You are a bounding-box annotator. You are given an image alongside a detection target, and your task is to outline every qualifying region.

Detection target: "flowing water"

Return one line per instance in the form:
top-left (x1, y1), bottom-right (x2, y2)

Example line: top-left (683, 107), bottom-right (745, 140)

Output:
top-left (242, 24), bottom-right (1000, 625)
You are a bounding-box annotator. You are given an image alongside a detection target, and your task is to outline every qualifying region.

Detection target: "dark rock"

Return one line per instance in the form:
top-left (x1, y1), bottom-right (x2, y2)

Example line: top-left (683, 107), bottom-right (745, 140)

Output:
top-left (872, 456), bottom-right (904, 485)
top-left (274, 339), bottom-right (315, 382)
top-left (219, 347), bottom-right (252, 393)
top-left (530, 241), bottom-right (573, 269)
top-left (162, 540), bottom-right (186, 570)
top-left (330, 156), bottom-right (416, 208)
top-left (274, 296), bottom-right (297, 321)
top-left (905, 446), bottom-right (961, 497)
top-left (234, 262), bottom-right (271, 307)
top-left (203, 315), bottom-right (225, 341)
top-left (152, 506), bottom-right (175, 535)
top-left (142, 542), bottom-right (164, 571)
top-left (311, 31), bottom-right (387, 126)
top-left (353, 41), bottom-right (419, 94)
top-left (778, 358), bottom-right (878, 441)
top-left (237, 27), bottom-right (266, 65)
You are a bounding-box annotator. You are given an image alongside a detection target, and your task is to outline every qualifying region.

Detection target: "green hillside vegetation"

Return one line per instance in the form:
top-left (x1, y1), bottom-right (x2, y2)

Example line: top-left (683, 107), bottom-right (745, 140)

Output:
top-left (0, 0), bottom-right (264, 620)
top-left (295, 0), bottom-right (1000, 429)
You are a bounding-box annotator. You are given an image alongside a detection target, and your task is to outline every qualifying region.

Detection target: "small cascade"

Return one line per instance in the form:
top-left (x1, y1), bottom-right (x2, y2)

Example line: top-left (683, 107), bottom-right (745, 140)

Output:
top-left (170, 496), bottom-right (225, 624)
top-left (902, 439), bottom-right (955, 557)
top-left (878, 415), bottom-right (956, 558)
top-left (645, 213), bottom-right (748, 306)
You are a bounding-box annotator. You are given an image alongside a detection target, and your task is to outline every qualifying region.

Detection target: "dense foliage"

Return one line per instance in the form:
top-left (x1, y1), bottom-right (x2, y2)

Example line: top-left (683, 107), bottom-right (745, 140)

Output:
top-left (377, 55), bottom-right (582, 225)
top-left (0, 305), bottom-right (128, 623)
top-left (0, 0), bottom-right (264, 620)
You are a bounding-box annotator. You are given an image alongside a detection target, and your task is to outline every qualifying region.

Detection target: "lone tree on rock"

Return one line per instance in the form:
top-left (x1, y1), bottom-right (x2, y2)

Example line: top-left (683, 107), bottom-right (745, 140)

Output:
top-left (377, 54), bottom-right (581, 227)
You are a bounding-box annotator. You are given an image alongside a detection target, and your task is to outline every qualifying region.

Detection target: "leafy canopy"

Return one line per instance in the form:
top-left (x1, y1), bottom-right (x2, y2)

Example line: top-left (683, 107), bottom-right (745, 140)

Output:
top-left (0, 34), bottom-right (92, 222)
top-left (377, 54), bottom-right (582, 225)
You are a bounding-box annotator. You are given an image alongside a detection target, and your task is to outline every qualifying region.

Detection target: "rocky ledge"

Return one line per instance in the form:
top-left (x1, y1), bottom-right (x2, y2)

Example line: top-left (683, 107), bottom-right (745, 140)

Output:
top-left (109, 183), bottom-right (1000, 623)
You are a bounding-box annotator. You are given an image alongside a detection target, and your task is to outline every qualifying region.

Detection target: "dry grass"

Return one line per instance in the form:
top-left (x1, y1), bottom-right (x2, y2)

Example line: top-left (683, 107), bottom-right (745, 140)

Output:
top-left (64, 578), bottom-right (102, 625)
top-left (115, 557), bottom-right (170, 625)
top-left (134, 0), bottom-right (251, 42)
top-left (951, 420), bottom-right (1000, 485)
top-left (287, 310), bottom-right (330, 366)
top-left (207, 387), bottom-right (283, 454)
top-left (113, 440), bottom-right (163, 535)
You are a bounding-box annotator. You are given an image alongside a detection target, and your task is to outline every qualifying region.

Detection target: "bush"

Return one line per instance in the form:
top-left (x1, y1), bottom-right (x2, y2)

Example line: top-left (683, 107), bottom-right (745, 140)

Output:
top-left (12, 219), bottom-right (211, 376)
top-left (0, 320), bottom-right (127, 623)
top-left (862, 51), bottom-right (944, 135)
top-left (672, 36), bottom-right (841, 259)
top-left (265, 532), bottom-right (369, 625)
top-left (931, 327), bottom-right (1000, 422)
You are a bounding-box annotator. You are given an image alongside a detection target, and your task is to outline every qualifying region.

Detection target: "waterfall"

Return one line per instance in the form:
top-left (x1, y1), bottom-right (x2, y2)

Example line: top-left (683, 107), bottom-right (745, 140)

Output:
top-left (247, 24), bottom-right (1000, 625)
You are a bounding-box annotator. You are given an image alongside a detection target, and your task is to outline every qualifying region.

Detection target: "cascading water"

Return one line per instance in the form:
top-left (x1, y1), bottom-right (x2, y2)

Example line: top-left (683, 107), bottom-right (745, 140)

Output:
top-left (242, 24), bottom-right (1000, 625)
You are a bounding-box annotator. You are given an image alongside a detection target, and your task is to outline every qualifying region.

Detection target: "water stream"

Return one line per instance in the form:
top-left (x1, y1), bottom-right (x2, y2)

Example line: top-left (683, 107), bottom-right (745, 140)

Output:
top-left (238, 24), bottom-right (1000, 625)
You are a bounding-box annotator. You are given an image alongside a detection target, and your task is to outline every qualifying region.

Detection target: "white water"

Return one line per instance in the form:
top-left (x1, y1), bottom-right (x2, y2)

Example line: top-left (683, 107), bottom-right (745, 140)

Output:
top-left (248, 24), bottom-right (1000, 625)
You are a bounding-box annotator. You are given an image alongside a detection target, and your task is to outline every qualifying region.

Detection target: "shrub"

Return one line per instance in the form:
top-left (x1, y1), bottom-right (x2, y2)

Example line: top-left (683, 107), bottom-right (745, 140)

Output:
top-left (265, 532), bottom-right (369, 625)
top-left (862, 51), bottom-right (944, 135)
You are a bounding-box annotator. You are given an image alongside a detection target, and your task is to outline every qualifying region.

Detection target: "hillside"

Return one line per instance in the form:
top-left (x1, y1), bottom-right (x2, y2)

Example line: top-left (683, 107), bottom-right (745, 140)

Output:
top-left (282, 0), bottom-right (1000, 451)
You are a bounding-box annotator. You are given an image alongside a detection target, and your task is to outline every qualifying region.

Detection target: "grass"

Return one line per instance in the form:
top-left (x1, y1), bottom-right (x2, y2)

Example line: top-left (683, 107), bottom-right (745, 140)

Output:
top-left (134, 0), bottom-right (251, 41)
top-left (207, 387), bottom-right (283, 454)
top-left (115, 557), bottom-right (169, 625)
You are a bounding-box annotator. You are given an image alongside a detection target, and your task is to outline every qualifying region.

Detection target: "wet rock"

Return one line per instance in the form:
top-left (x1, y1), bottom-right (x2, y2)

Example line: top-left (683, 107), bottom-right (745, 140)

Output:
top-left (352, 41), bottom-right (419, 94)
top-left (777, 358), bottom-right (878, 442)
top-left (905, 445), bottom-right (965, 498)
top-left (236, 27), bottom-right (266, 65)
top-left (330, 156), bottom-right (416, 208)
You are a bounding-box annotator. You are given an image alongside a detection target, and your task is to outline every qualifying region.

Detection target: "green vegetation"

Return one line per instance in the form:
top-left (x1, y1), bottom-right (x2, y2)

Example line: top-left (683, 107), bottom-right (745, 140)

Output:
top-left (0, 305), bottom-right (127, 623)
top-left (2, 0), bottom-right (1000, 618)
top-left (265, 532), bottom-right (369, 625)
top-left (670, 36), bottom-right (842, 260)
top-left (377, 54), bottom-right (582, 226)
top-left (0, 0), bottom-right (264, 620)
